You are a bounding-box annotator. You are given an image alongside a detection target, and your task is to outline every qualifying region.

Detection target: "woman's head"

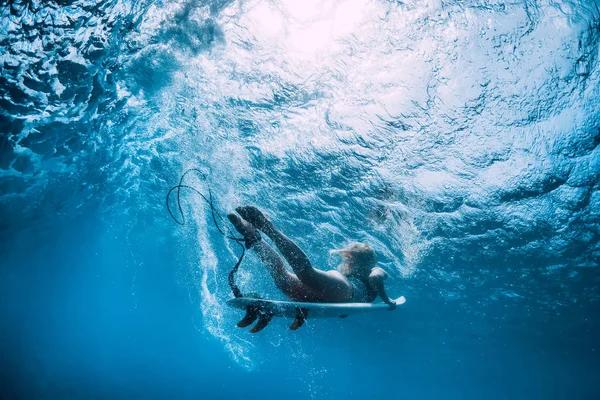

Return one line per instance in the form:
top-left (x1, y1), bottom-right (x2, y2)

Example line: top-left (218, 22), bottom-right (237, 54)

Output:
top-left (331, 242), bottom-right (378, 277)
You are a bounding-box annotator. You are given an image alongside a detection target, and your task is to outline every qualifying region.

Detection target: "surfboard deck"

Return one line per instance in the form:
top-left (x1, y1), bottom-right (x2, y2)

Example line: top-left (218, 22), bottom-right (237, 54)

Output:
top-left (226, 296), bottom-right (406, 319)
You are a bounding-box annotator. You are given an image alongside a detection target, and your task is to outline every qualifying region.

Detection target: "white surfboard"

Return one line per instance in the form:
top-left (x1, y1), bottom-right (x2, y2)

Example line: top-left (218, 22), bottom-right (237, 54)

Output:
top-left (226, 296), bottom-right (406, 319)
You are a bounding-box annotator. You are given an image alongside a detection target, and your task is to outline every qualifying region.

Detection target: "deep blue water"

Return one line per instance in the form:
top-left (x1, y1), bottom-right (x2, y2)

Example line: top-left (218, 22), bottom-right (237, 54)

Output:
top-left (1, 0), bottom-right (600, 398)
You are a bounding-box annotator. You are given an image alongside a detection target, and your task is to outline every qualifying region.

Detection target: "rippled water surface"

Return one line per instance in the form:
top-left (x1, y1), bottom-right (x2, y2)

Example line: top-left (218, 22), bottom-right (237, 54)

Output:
top-left (1, 0), bottom-right (599, 398)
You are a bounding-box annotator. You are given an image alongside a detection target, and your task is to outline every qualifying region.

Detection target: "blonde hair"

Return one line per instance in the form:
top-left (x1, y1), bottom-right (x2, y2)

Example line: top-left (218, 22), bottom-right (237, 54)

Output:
top-left (331, 242), bottom-right (378, 277)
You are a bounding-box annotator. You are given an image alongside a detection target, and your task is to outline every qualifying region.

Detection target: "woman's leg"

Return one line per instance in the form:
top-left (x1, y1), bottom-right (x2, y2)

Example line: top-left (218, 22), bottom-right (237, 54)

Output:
top-left (260, 224), bottom-right (319, 283)
top-left (228, 213), bottom-right (316, 301)
top-left (262, 223), bottom-right (353, 301)
top-left (235, 206), bottom-right (319, 281)
top-left (251, 239), bottom-right (313, 301)
top-left (236, 207), bottom-right (353, 301)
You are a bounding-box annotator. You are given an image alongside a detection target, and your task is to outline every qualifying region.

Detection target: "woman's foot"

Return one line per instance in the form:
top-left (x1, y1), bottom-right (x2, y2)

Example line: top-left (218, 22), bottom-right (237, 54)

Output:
top-left (235, 205), bottom-right (272, 232)
top-left (227, 213), bottom-right (261, 249)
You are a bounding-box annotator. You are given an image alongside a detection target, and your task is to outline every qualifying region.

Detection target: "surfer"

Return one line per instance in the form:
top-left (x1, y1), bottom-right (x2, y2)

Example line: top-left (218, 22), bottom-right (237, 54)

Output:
top-left (227, 206), bottom-right (397, 332)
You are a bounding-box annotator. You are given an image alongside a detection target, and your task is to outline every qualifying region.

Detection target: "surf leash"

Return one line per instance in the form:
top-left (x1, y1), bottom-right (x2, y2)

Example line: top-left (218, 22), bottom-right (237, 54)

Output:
top-left (166, 168), bottom-right (244, 298)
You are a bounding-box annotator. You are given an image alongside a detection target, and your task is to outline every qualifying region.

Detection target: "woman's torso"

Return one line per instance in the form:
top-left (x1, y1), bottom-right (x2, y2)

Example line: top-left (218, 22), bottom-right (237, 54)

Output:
top-left (345, 275), bottom-right (378, 303)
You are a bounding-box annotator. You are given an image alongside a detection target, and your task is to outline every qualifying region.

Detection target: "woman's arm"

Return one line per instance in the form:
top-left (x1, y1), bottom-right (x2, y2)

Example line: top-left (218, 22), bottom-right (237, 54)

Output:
top-left (368, 267), bottom-right (396, 308)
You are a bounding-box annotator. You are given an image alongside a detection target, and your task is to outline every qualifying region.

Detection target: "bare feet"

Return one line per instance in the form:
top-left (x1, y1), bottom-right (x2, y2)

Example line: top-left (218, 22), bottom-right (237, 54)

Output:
top-left (235, 205), bottom-right (272, 232)
top-left (227, 212), bottom-right (261, 248)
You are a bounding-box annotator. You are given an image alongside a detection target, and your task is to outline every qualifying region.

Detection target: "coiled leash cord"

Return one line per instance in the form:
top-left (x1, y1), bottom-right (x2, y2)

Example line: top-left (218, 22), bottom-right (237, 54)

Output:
top-left (166, 168), bottom-right (244, 298)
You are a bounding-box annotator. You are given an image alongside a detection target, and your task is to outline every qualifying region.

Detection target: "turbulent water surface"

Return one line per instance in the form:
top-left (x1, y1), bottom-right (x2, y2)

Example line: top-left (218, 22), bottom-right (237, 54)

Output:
top-left (1, 0), bottom-right (600, 398)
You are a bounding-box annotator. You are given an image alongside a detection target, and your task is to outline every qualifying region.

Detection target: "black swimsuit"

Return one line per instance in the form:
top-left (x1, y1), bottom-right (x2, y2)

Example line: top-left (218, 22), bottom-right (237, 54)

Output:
top-left (347, 276), bottom-right (378, 303)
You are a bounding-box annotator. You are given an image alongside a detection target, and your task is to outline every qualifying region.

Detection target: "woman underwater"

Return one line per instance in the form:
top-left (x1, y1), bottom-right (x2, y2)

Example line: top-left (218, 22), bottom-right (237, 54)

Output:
top-left (228, 206), bottom-right (397, 332)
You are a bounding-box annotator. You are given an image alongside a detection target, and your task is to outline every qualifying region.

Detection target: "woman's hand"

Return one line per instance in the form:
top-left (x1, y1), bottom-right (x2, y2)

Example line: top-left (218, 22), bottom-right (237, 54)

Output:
top-left (369, 268), bottom-right (396, 307)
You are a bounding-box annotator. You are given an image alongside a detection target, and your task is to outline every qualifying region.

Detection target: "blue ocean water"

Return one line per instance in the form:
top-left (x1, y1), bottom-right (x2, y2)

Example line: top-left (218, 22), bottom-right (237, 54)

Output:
top-left (1, 0), bottom-right (599, 398)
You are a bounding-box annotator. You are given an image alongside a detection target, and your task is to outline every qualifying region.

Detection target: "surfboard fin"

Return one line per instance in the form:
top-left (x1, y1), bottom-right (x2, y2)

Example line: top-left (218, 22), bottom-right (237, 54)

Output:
top-left (237, 305), bottom-right (260, 328)
top-left (249, 311), bottom-right (273, 333)
top-left (290, 308), bottom-right (309, 330)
